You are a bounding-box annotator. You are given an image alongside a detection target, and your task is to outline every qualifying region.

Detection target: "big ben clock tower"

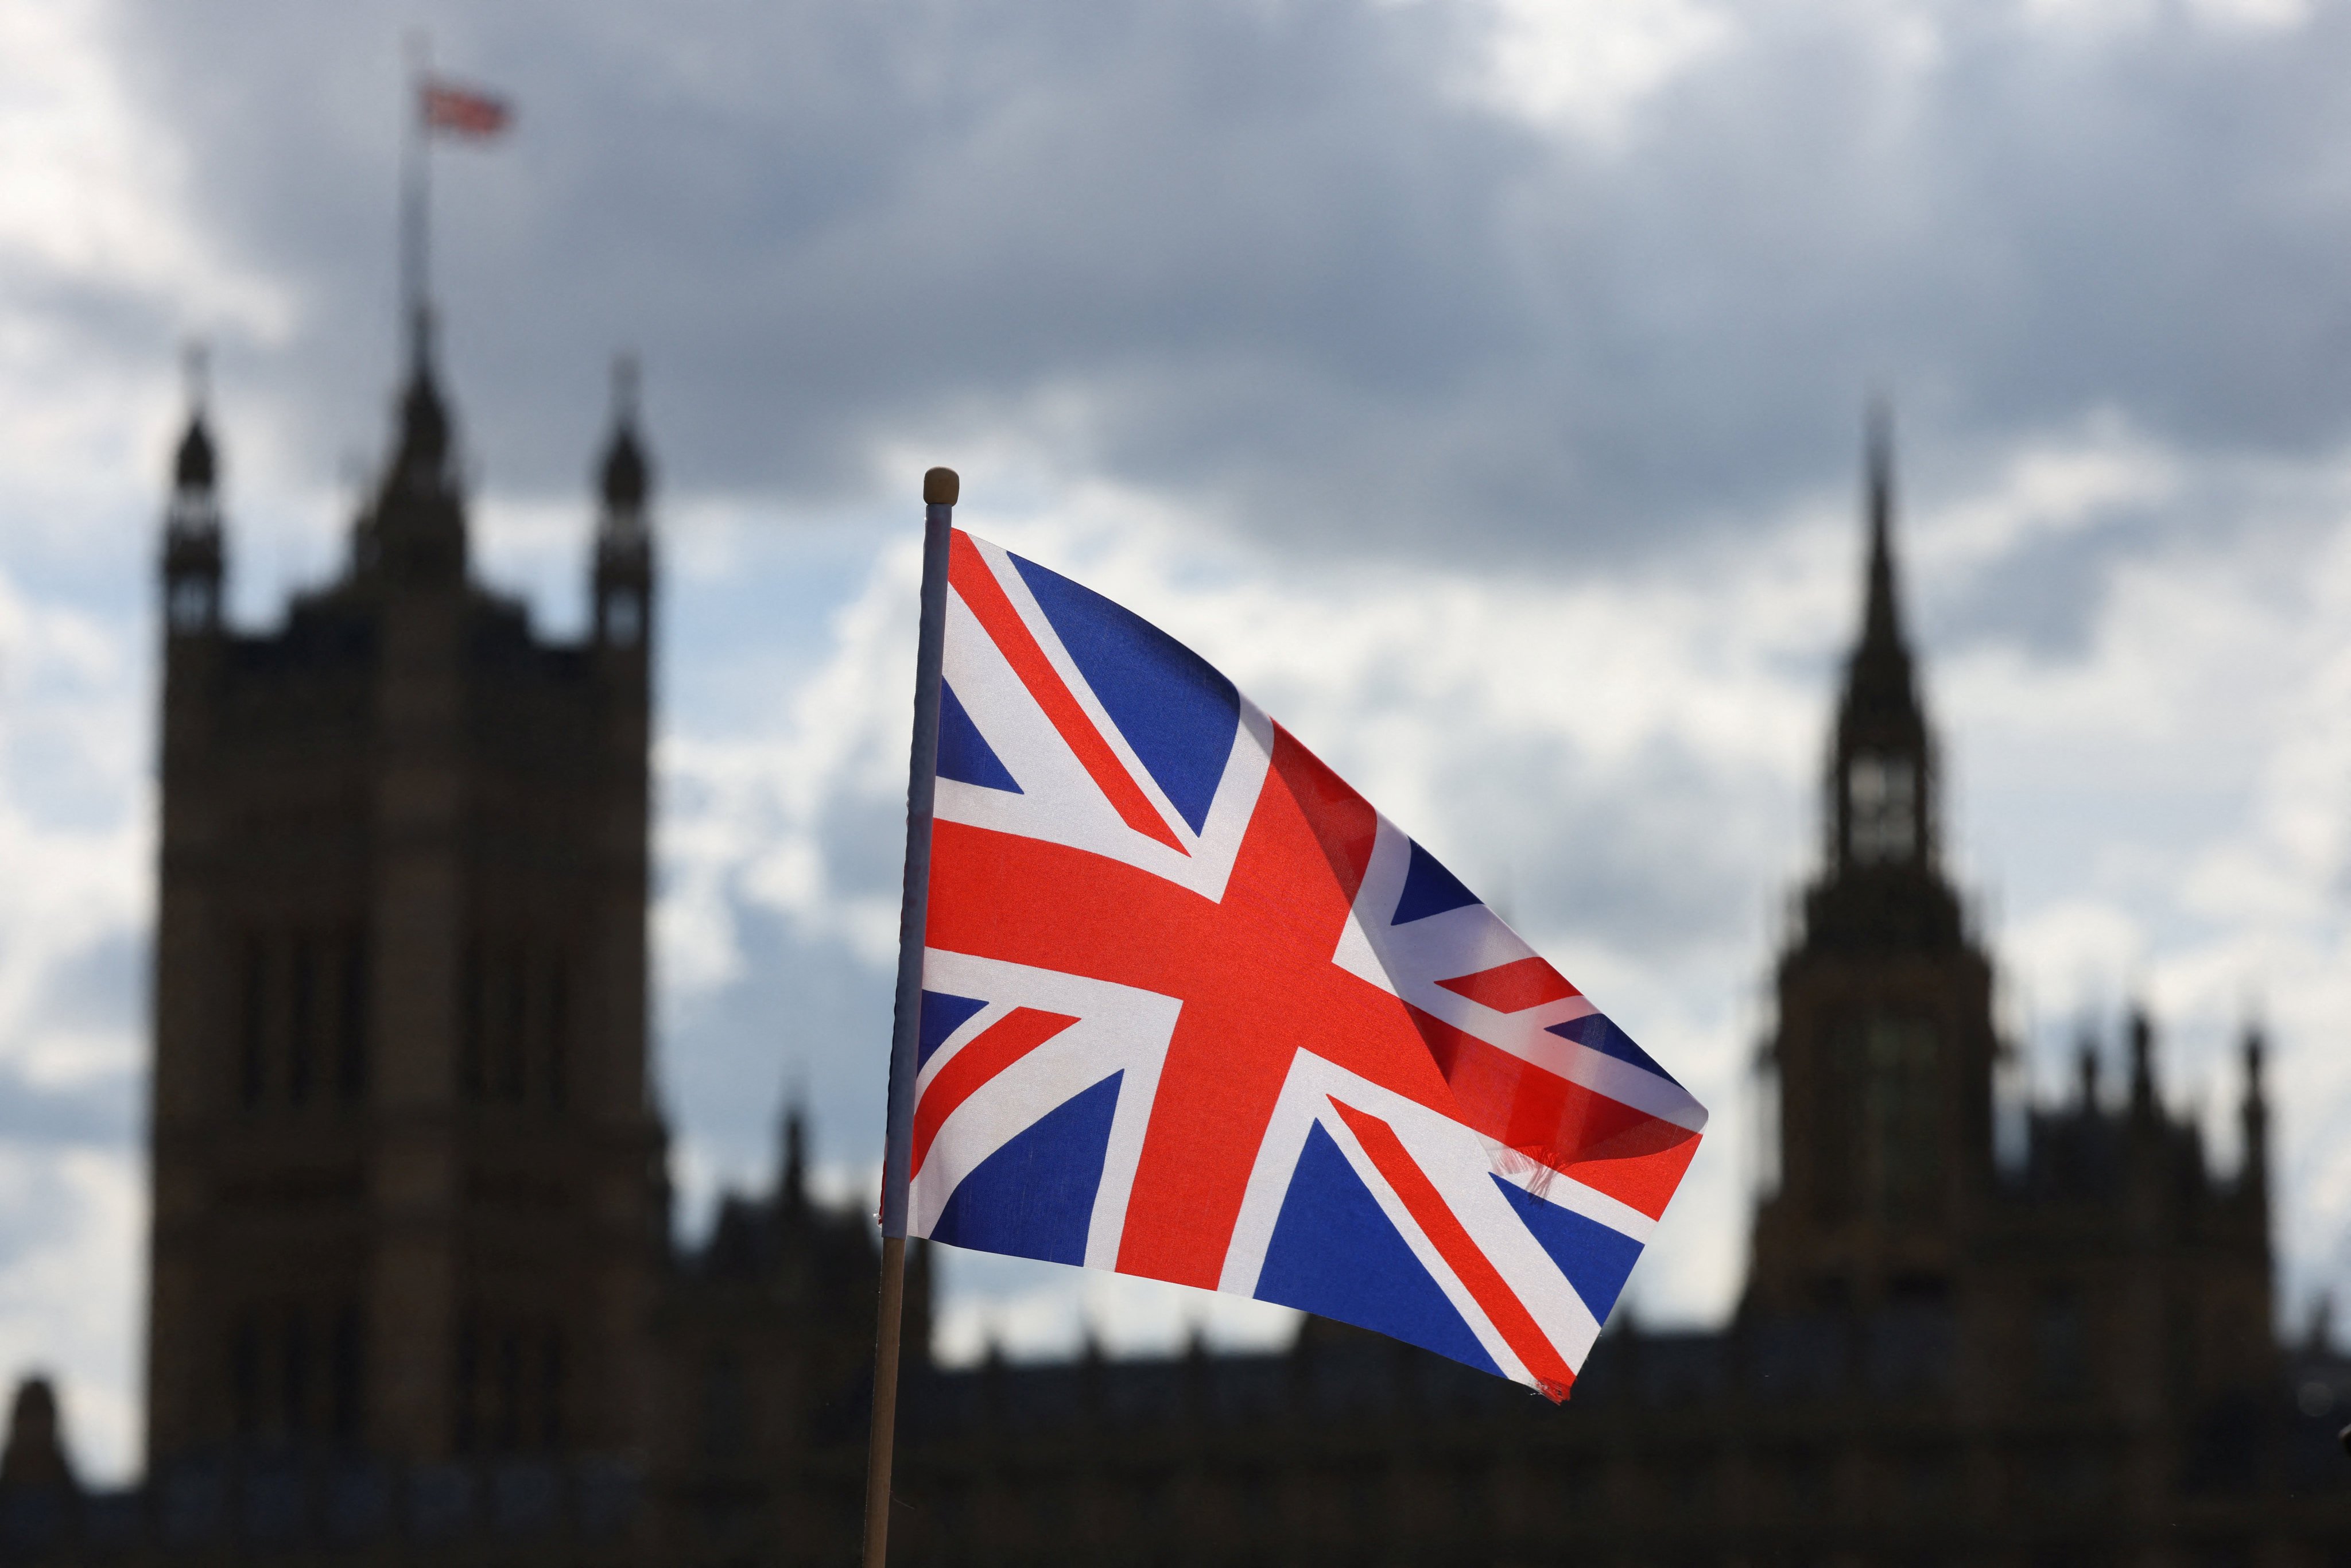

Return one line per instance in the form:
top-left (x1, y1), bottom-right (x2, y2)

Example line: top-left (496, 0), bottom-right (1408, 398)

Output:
top-left (1745, 411), bottom-right (2000, 1315)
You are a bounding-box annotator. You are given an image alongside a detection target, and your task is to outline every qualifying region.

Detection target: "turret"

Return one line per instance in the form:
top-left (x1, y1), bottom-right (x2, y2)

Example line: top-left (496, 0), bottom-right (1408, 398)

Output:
top-left (0, 1377), bottom-right (75, 1491)
top-left (592, 356), bottom-right (654, 650)
top-left (2240, 1023), bottom-right (2268, 1206)
top-left (161, 348), bottom-right (224, 637)
top-left (2127, 1006), bottom-right (2158, 1123)
top-left (780, 1100), bottom-right (807, 1217)
top-left (354, 308), bottom-right (468, 585)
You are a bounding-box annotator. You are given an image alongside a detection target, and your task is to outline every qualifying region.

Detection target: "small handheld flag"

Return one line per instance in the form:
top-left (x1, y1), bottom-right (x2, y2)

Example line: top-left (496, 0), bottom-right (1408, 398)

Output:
top-left (876, 492), bottom-right (1706, 1407)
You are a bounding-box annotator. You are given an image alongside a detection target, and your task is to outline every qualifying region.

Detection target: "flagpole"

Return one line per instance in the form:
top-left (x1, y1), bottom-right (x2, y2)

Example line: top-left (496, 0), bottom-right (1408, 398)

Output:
top-left (400, 30), bottom-right (430, 361)
top-left (863, 465), bottom-right (959, 1568)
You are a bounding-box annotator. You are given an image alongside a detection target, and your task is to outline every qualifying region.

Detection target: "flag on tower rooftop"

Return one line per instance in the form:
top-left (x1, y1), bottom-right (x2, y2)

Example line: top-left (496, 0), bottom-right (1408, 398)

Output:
top-left (886, 523), bottom-right (1708, 1403)
top-left (420, 80), bottom-right (511, 139)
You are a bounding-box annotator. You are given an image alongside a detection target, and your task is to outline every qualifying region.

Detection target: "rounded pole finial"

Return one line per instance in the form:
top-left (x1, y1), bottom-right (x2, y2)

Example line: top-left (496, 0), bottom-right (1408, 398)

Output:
top-left (923, 467), bottom-right (959, 507)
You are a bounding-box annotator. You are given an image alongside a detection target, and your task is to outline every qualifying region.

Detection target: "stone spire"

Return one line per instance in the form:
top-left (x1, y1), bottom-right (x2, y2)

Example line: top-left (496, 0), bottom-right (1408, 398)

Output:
top-left (170, 348), bottom-right (218, 503)
top-left (2241, 1022), bottom-right (2269, 1201)
top-left (1857, 401), bottom-right (1907, 674)
top-left (1826, 403), bottom-right (1938, 879)
top-left (598, 354), bottom-right (650, 525)
top-left (162, 344), bottom-right (225, 635)
top-left (0, 1377), bottom-right (74, 1491)
top-left (2127, 1004), bottom-right (2158, 1122)
top-left (355, 307), bottom-right (467, 585)
top-left (391, 313), bottom-right (455, 498)
top-left (592, 354), bottom-right (654, 650)
top-left (780, 1097), bottom-right (807, 1216)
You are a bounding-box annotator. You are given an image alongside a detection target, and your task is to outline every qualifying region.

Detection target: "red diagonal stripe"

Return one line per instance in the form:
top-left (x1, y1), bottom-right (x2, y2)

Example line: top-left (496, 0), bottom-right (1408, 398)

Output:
top-left (911, 1007), bottom-right (1080, 1178)
top-left (1409, 1005), bottom-right (1700, 1219)
top-left (948, 532), bottom-right (1187, 855)
top-left (1434, 956), bottom-right (1581, 1014)
top-left (1329, 1099), bottom-right (1577, 1403)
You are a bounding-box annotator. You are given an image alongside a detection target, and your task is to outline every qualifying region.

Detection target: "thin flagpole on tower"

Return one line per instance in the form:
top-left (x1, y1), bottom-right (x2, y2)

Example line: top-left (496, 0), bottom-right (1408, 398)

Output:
top-left (862, 465), bottom-right (959, 1568)
top-left (399, 30), bottom-right (432, 362)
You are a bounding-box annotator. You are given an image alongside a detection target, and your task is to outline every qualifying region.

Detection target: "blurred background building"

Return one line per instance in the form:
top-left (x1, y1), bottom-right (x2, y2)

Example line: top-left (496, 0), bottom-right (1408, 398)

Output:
top-left (0, 323), bottom-right (2330, 1564)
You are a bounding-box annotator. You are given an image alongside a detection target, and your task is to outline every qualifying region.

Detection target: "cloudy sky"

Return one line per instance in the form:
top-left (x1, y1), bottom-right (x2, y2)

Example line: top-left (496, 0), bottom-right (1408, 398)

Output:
top-left (5, 0), bottom-right (2351, 1477)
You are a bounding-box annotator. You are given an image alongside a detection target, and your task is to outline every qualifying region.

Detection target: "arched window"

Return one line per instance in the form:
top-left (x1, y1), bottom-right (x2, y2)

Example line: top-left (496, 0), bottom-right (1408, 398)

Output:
top-left (538, 1329), bottom-right (565, 1451)
top-left (330, 1303), bottom-right (365, 1445)
top-left (494, 1329), bottom-right (525, 1451)
top-left (281, 1308), bottom-right (311, 1438)
top-left (495, 944), bottom-right (528, 1103)
top-left (544, 953), bottom-right (569, 1111)
top-left (2034, 1287), bottom-right (2089, 1399)
top-left (230, 1313), bottom-right (263, 1441)
top-left (1864, 1014), bottom-right (1941, 1220)
top-left (602, 588), bottom-right (644, 648)
top-left (238, 934), bottom-right (269, 1108)
top-left (460, 942), bottom-right (486, 1100)
top-left (701, 1346), bottom-right (748, 1460)
top-left (288, 936), bottom-right (316, 1106)
top-left (453, 1317), bottom-right (482, 1454)
top-left (335, 928), bottom-right (368, 1103)
top-left (1821, 1012), bottom-right (1942, 1223)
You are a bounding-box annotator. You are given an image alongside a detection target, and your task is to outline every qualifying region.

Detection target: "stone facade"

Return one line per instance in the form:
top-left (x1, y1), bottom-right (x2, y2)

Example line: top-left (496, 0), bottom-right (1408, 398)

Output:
top-left (146, 324), bottom-right (666, 1500)
top-left (0, 362), bottom-right (2341, 1565)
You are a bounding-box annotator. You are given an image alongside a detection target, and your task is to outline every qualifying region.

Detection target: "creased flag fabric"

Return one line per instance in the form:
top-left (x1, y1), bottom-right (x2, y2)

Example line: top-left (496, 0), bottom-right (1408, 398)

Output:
top-left (909, 530), bottom-right (1706, 1400)
top-left (420, 81), bottom-right (512, 139)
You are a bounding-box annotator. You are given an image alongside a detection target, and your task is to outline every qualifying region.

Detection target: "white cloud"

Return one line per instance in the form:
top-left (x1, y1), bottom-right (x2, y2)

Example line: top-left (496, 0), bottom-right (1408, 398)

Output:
top-left (1910, 412), bottom-right (2179, 583)
top-left (932, 1261), bottom-right (1301, 1367)
top-left (0, 0), bottom-right (285, 333)
top-left (0, 572), bottom-right (146, 1083)
top-left (1467, 0), bottom-right (1733, 141)
top-left (0, 1148), bottom-right (143, 1484)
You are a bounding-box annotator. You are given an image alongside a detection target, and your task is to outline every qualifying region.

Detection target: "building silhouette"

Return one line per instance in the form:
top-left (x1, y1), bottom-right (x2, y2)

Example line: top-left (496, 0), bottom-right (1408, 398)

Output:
top-left (0, 346), bottom-right (2341, 1563)
top-left (152, 316), bottom-right (666, 1475)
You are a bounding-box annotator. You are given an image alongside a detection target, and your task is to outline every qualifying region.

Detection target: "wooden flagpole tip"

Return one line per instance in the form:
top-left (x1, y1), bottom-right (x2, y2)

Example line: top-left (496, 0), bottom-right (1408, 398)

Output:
top-left (923, 467), bottom-right (960, 506)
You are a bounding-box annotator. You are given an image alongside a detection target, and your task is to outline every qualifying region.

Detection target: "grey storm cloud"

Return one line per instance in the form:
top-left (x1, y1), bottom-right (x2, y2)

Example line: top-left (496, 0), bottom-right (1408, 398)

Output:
top-left (104, 0), bottom-right (2351, 574)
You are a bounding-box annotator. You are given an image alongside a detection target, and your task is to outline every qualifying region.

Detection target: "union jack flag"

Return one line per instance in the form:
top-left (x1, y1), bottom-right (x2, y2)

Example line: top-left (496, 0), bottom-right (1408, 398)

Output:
top-left (905, 530), bottom-right (1706, 1400)
top-left (419, 80), bottom-right (511, 139)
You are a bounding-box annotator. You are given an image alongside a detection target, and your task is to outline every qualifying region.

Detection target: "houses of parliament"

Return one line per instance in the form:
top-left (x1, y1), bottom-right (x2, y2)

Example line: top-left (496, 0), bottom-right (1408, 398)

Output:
top-left (0, 320), bottom-right (2340, 1563)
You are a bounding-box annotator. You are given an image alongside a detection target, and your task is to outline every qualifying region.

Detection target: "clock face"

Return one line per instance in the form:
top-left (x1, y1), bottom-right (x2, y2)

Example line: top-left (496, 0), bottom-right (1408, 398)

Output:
top-left (1847, 752), bottom-right (1918, 864)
